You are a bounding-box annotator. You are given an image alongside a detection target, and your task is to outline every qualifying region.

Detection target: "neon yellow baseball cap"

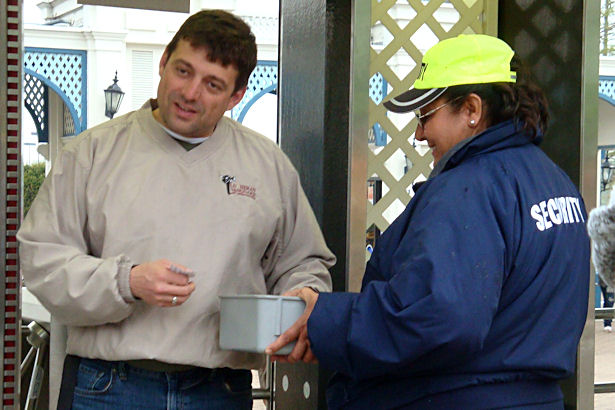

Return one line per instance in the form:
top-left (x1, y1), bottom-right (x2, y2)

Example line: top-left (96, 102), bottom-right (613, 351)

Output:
top-left (383, 34), bottom-right (517, 113)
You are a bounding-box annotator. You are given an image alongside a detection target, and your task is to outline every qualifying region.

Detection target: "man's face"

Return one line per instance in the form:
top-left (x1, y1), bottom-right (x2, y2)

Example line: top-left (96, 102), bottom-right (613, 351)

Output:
top-left (154, 39), bottom-right (246, 138)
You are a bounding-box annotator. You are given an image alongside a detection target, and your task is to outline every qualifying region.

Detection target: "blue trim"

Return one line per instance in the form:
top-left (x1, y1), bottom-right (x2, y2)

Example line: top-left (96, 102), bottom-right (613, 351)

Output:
top-left (24, 68), bottom-right (82, 135)
top-left (237, 83), bottom-right (277, 123)
top-left (253, 60), bottom-right (277, 68)
top-left (373, 123), bottom-right (387, 147)
top-left (81, 50), bottom-right (88, 130)
top-left (368, 73), bottom-right (388, 146)
top-left (599, 75), bottom-right (615, 107)
top-left (232, 60), bottom-right (278, 122)
top-left (24, 47), bottom-right (87, 132)
top-left (599, 93), bottom-right (615, 107)
top-left (596, 273), bottom-right (602, 308)
top-left (25, 46), bottom-right (82, 55)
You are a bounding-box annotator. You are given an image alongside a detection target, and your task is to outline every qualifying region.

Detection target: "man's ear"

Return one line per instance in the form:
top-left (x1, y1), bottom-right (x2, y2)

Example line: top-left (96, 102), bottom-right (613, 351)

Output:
top-left (227, 86), bottom-right (247, 111)
top-left (159, 50), bottom-right (169, 77)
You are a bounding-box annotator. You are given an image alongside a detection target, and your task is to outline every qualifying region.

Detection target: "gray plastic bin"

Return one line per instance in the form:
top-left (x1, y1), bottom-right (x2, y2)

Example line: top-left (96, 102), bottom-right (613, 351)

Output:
top-left (219, 295), bottom-right (306, 355)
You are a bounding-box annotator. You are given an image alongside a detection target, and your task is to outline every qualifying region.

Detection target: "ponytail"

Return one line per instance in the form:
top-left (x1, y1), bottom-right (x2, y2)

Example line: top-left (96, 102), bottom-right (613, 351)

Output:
top-left (445, 55), bottom-right (549, 138)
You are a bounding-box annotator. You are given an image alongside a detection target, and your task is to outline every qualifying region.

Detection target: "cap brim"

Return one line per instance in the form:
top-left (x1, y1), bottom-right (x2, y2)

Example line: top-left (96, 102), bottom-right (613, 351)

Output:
top-left (383, 87), bottom-right (447, 113)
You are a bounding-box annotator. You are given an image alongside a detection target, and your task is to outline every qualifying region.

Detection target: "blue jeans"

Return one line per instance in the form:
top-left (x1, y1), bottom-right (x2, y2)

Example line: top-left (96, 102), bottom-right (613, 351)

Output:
top-left (71, 358), bottom-right (253, 410)
top-left (601, 285), bottom-right (614, 327)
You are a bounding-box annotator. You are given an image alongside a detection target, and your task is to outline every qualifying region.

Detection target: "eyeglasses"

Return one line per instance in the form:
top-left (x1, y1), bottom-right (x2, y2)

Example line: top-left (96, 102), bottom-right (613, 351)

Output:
top-left (414, 97), bottom-right (462, 128)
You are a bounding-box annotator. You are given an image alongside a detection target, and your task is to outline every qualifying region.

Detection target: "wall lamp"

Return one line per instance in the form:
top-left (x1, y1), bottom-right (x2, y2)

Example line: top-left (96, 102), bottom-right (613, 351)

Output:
top-left (104, 71), bottom-right (125, 119)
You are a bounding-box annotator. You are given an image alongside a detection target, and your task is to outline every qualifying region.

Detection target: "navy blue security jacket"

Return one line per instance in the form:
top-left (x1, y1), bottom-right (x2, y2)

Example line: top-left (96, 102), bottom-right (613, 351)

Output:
top-left (308, 121), bottom-right (590, 409)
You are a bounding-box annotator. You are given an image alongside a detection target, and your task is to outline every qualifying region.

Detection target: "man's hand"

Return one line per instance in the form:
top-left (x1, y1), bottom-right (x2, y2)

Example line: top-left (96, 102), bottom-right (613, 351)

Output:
top-left (129, 259), bottom-right (195, 307)
top-left (265, 287), bottom-right (319, 363)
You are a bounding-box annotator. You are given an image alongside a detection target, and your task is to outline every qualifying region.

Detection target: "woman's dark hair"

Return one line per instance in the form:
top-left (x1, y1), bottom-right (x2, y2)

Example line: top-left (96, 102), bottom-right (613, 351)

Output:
top-left (164, 9), bottom-right (257, 93)
top-left (445, 55), bottom-right (549, 138)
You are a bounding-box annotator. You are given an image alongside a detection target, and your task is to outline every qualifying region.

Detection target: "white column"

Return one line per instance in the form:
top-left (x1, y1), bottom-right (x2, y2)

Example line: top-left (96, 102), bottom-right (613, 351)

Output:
top-left (83, 30), bottom-right (127, 126)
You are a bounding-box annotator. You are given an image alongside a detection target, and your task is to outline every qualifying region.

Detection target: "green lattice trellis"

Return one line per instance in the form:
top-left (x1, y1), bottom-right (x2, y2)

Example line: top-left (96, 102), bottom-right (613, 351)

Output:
top-left (367, 0), bottom-right (497, 238)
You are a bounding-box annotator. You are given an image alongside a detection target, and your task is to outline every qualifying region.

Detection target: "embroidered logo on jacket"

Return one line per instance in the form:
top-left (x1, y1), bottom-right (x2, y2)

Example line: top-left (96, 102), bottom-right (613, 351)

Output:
top-left (221, 175), bottom-right (256, 200)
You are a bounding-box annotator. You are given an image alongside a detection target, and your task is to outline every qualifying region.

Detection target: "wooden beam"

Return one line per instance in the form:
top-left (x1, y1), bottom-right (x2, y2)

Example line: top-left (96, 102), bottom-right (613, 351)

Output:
top-left (77, 0), bottom-right (189, 13)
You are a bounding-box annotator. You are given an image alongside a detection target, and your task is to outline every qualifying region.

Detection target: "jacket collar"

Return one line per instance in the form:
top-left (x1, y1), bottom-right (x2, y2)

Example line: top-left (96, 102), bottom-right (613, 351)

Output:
top-left (428, 120), bottom-right (540, 180)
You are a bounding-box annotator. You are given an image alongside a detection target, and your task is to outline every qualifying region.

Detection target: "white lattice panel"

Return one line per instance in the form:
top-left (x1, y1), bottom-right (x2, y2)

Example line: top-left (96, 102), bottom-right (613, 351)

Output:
top-left (367, 0), bottom-right (496, 235)
top-left (231, 61), bottom-right (278, 121)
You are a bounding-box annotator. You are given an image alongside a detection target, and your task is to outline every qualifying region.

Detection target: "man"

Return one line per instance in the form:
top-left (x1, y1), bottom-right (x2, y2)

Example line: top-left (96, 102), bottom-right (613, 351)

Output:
top-left (268, 34), bottom-right (589, 409)
top-left (18, 9), bottom-right (334, 409)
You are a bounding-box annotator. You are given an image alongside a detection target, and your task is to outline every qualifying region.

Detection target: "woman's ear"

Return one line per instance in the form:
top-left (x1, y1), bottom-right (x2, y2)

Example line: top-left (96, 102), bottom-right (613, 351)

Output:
top-left (464, 93), bottom-right (483, 128)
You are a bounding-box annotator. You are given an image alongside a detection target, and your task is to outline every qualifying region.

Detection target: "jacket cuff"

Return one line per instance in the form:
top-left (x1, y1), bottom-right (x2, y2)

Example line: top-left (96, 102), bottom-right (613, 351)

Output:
top-left (117, 255), bottom-right (136, 303)
top-left (308, 292), bottom-right (356, 374)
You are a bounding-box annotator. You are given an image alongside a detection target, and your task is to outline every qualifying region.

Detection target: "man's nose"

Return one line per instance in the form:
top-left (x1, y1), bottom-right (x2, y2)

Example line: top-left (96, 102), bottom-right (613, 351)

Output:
top-left (182, 80), bottom-right (201, 101)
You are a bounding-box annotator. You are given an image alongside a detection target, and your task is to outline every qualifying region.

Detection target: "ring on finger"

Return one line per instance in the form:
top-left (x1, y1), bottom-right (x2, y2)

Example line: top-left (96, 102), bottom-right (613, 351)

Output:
top-left (171, 296), bottom-right (178, 305)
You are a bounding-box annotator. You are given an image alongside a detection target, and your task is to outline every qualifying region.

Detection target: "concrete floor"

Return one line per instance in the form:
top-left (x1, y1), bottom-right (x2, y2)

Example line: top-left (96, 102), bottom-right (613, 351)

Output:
top-left (595, 321), bottom-right (615, 410)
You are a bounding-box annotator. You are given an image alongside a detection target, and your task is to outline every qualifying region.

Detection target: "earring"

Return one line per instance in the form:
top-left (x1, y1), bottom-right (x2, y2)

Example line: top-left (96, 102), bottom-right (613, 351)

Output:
top-left (469, 119), bottom-right (476, 125)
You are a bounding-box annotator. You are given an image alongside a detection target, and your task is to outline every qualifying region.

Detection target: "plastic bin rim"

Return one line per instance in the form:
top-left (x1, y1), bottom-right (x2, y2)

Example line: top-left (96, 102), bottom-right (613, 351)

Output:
top-left (219, 294), bottom-right (303, 302)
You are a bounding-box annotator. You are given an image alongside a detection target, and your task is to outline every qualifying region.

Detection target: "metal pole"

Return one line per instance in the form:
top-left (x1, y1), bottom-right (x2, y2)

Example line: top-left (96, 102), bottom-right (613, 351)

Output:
top-left (251, 358), bottom-right (273, 405)
top-left (277, 0), bottom-right (369, 406)
top-left (24, 342), bottom-right (46, 410)
top-left (1, 0), bottom-right (23, 408)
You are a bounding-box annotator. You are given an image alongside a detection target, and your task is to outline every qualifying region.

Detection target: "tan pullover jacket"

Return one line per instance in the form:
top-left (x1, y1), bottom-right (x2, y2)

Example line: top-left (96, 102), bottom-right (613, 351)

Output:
top-left (17, 102), bottom-right (334, 370)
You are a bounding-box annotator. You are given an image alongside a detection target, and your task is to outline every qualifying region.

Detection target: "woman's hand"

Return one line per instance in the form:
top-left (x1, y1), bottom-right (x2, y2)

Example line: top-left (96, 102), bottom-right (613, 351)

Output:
top-left (265, 287), bottom-right (319, 363)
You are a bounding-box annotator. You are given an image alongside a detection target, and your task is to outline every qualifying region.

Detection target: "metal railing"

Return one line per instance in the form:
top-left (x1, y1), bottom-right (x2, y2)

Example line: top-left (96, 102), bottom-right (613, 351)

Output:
top-left (252, 357), bottom-right (273, 408)
top-left (21, 321), bottom-right (50, 409)
top-left (595, 307), bottom-right (615, 321)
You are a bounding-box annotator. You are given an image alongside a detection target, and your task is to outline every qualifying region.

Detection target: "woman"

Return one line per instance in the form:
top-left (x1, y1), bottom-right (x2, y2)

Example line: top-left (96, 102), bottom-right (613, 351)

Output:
top-left (267, 34), bottom-right (589, 409)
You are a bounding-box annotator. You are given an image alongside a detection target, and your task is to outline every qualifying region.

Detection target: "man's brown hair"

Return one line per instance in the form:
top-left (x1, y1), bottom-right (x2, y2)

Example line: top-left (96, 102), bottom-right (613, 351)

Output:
top-left (165, 9), bottom-right (257, 93)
